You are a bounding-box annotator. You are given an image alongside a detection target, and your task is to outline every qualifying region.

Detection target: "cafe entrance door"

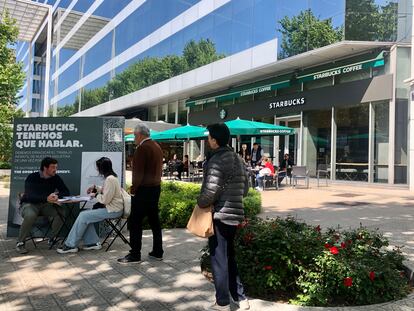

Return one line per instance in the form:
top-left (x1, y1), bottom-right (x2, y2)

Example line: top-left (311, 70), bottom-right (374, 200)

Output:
top-left (276, 116), bottom-right (301, 167)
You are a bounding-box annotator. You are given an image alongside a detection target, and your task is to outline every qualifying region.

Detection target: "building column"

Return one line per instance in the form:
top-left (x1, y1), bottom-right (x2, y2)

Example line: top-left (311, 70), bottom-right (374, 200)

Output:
top-left (389, 45), bottom-right (397, 184)
top-left (273, 115), bottom-right (279, 166)
top-left (330, 107), bottom-right (337, 181)
top-left (26, 43), bottom-right (32, 116)
top-left (53, 9), bottom-right (61, 117)
top-left (297, 111), bottom-right (303, 166)
top-left (368, 102), bottom-right (375, 183)
top-left (408, 2), bottom-right (414, 190)
top-left (174, 101), bottom-right (179, 124)
top-left (42, 6), bottom-right (53, 117)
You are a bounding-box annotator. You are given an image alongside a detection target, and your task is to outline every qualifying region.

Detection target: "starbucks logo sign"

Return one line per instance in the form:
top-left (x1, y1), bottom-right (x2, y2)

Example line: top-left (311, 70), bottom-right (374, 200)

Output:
top-left (219, 108), bottom-right (227, 119)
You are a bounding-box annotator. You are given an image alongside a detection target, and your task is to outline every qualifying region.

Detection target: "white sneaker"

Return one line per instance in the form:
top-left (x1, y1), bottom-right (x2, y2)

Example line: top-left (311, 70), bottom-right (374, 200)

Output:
top-left (83, 242), bottom-right (102, 250)
top-left (239, 299), bottom-right (250, 310)
top-left (204, 302), bottom-right (230, 311)
top-left (255, 187), bottom-right (263, 192)
top-left (231, 298), bottom-right (250, 310)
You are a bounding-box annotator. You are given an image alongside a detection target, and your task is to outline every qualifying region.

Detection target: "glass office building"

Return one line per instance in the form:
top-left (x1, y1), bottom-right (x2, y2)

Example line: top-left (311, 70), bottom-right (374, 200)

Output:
top-left (13, 0), bottom-right (413, 185)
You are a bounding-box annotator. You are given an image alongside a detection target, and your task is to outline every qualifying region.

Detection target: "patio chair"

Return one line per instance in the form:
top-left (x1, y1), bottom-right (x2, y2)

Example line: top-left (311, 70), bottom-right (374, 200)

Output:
top-left (263, 172), bottom-right (279, 190)
top-left (291, 166), bottom-right (309, 188)
top-left (317, 164), bottom-right (330, 187)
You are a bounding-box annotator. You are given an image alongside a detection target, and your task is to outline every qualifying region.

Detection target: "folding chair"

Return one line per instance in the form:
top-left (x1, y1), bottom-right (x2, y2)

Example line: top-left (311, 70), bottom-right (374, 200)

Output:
top-left (14, 193), bottom-right (54, 248)
top-left (101, 217), bottom-right (130, 251)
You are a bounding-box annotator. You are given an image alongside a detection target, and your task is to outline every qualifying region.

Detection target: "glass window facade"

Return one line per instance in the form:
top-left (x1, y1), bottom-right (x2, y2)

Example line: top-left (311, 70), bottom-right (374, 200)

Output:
top-left (335, 105), bottom-right (369, 181)
top-left (42, 0), bottom-right (408, 117)
top-left (373, 101), bottom-right (389, 183)
top-left (303, 110), bottom-right (332, 176)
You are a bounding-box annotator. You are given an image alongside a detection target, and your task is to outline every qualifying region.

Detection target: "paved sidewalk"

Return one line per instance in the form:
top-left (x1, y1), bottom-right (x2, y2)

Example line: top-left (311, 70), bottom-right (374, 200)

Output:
top-left (0, 181), bottom-right (413, 310)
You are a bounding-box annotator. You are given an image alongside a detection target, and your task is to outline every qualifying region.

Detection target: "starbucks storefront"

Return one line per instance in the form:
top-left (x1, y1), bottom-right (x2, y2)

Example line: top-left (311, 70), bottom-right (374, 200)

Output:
top-left (188, 72), bottom-right (404, 184)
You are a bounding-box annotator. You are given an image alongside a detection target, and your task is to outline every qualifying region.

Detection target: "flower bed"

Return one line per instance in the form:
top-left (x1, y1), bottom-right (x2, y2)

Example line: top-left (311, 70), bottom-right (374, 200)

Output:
top-left (200, 217), bottom-right (411, 307)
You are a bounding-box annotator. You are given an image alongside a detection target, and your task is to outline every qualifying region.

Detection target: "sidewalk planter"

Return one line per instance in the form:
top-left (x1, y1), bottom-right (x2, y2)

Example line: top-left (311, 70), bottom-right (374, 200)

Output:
top-left (201, 217), bottom-right (411, 307)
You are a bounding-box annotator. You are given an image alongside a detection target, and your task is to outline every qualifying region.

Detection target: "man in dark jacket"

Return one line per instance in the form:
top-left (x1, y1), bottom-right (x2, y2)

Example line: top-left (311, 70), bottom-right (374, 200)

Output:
top-left (118, 122), bottom-right (164, 264)
top-left (197, 123), bottom-right (250, 311)
top-left (16, 157), bottom-right (70, 254)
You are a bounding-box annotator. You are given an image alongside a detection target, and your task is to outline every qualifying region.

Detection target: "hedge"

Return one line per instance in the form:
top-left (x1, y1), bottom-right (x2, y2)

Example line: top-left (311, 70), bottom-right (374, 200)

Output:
top-left (158, 181), bottom-right (261, 228)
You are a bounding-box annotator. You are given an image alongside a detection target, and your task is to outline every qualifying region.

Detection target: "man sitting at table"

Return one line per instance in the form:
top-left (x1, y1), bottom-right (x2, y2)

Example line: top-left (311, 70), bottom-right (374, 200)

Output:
top-left (278, 153), bottom-right (294, 185)
top-left (16, 157), bottom-right (70, 254)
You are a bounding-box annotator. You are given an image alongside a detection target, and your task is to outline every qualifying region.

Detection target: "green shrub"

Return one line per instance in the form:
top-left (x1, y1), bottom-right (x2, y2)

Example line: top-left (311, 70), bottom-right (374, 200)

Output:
top-left (201, 217), bottom-right (410, 307)
top-left (158, 181), bottom-right (261, 228)
top-left (0, 161), bottom-right (11, 169)
top-left (242, 189), bottom-right (261, 218)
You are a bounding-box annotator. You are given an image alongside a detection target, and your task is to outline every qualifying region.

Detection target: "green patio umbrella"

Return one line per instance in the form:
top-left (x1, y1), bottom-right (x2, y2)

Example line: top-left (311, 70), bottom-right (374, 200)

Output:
top-left (125, 130), bottom-right (158, 142)
top-left (125, 134), bottom-right (135, 142)
top-left (151, 124), bottom-right (207, 141)
top-left (224, 118), bottom-right (294, 136)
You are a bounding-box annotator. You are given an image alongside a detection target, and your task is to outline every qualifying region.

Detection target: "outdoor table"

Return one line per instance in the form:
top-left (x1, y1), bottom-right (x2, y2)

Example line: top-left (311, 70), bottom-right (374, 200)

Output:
top-left (336, 163), bottom-right (368, 181)
top-left (49, 196), bottom-right (90, 249)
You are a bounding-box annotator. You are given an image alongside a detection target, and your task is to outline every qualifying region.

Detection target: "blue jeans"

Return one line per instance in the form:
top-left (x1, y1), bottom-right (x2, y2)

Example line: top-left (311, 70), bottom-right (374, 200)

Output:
top-left (65, 208), bottom-right (122, 248)
top-left (209, 220), bottom-right (246, 306)
top-left (255, 174), bottom-right (264, 188)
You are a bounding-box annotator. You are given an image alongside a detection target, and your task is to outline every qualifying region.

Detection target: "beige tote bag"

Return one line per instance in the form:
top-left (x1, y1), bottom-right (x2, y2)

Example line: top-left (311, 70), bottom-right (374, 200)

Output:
top-left (186, 205), bottom-right (214, 238)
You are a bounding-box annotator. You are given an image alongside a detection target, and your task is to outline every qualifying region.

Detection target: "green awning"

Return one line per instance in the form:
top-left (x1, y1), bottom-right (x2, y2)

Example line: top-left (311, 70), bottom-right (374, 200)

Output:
top-left (185, 51), bottom-right (385, 108)
top-left (186, 80), bottom-right (290, 107)
top-left (297, 51), bottom-right (385, 83)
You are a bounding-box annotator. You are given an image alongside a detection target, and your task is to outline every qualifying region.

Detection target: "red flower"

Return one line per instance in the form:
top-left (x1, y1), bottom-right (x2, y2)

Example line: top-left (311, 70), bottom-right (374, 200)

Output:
top-left (243, 233), bottom-right (254, 244)
top-left (330, 246), bottom-right (339, 255)
top-left (347, 239), bottom-right (352, 246)
top-left (341, 242), bottom-right (346, 249)
top-left (369, 271), bottom-right (375, 281)
top-left (315, 225), bottom-right (321, 232)
top-left (324, 243), bottom-right (331, 249)
top-left (263, 265), bottom-right (273, 270)
top-left (400, 271), bottom-right (406, 278)
top-left (343, 277), bottom-right (353, 287)
top-left (237, 219), bottom-right (248, 229)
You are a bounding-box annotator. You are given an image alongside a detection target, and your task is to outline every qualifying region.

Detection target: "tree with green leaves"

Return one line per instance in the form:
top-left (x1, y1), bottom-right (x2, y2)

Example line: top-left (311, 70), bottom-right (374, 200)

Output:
top-left (0, 11), bottom-right (25, 164)
top-left (278, 9), bottom-right (343, 59)
top-left (345, 0), bottom-right (397, 41)
top-left (56, 38), bottom-right (224, 116)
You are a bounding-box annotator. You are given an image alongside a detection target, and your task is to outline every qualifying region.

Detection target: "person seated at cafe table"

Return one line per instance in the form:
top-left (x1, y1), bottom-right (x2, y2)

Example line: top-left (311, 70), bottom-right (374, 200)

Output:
top-left (57, 157), bottom-right (123, 254)
top-left (255, 157), bottom-right (275, 191)
top-left (278, 153), bottom-right (294, 185)
top-left (15, 157), bottom-right (70, 254)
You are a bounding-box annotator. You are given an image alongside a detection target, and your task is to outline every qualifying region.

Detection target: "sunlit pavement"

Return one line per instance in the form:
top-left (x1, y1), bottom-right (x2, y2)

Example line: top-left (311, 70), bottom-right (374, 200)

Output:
top-left (0, 180), bottom-right (413, 310)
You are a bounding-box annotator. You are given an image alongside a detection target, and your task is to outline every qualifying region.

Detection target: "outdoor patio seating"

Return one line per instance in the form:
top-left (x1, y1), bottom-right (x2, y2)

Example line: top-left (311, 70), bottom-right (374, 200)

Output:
top-left (317, 164), bottom-right (330, 187)
top-left (291, 166), bottom-right (309, 188)
top-left (101, 217), bottom-right (130, 252)
top-left (13, 193), bottom-right (54, 248)
top-left (263, 172), bottom-right (279, 190)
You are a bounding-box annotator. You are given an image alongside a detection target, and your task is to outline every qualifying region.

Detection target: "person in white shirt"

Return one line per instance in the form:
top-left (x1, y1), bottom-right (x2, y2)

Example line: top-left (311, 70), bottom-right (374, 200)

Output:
top-left (57, 157), bottom-right (124, 254)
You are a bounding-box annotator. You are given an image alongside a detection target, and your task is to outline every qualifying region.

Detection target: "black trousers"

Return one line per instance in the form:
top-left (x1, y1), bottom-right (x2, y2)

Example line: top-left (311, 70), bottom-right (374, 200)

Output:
top-left (129, 186), bottom-right (163, 258)
top-left (208, 219), bottom-right (246, 306)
